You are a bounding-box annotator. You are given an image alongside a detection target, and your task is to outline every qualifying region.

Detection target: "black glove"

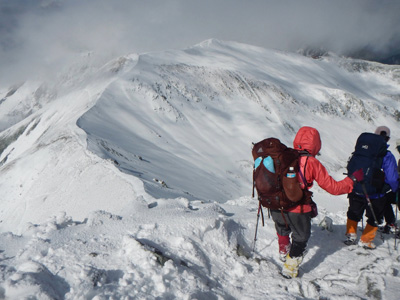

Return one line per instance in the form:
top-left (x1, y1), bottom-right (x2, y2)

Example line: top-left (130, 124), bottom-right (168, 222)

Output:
top-left (386, 191), bottom-right (396, 204)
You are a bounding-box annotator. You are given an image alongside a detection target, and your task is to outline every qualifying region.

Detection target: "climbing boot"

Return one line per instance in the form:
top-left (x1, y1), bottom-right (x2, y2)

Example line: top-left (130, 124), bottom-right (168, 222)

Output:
top-left (281, 255), bottom-right (303, 279)
top-left (344, 233), bottom-right (357, 246)
top-left (344, 219), bottom-right (359, 245)
top-left (359, 224), bottom-right (378, 250)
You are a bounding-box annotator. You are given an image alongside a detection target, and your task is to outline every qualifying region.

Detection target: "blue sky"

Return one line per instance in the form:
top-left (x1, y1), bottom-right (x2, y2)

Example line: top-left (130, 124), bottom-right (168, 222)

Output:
top-left (1, 0), bottom-right (399, 85)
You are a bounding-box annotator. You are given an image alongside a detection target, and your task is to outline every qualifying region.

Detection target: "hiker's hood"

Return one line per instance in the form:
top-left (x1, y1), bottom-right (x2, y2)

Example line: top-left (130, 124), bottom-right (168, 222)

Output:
top-left (293, 126), bottom-right (321, 156)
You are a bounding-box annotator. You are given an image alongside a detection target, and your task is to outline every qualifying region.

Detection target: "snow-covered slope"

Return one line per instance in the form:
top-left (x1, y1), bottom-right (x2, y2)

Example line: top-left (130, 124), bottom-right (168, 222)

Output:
top-left (0, 40), bottom-right (399, 299)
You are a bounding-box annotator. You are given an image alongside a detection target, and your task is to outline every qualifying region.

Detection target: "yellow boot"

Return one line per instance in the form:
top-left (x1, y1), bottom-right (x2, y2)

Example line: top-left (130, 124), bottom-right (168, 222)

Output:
top-left (282, 255), bottom-right (303, 279)
top-left (344, 219), bottom-right (358, 245)
top-left (359, 224), bottom-right (378, 249)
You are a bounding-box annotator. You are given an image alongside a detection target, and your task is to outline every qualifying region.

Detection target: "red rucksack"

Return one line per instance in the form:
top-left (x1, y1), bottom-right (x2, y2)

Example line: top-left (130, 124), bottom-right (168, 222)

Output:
top-left (252, 138), bottom-right (310, 210)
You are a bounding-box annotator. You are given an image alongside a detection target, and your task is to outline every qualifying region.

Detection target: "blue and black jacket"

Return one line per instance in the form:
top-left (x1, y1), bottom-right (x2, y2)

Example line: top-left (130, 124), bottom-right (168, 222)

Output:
top-left (369, 145), bottom-right (399, 199)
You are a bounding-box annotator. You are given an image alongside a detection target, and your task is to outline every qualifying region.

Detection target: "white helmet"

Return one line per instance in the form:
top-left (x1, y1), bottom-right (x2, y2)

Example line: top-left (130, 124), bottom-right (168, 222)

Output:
top-left (374, 126), bottom-right (390, 141)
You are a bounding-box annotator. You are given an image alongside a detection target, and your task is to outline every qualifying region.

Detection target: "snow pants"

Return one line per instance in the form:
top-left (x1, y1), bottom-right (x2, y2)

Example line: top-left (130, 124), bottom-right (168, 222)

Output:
top-left (346, 193), bottom-right (386, 227)
top-left (383, 192), bottom-right (398, 225)
top-left (270, 209), bottom-right (311, 258)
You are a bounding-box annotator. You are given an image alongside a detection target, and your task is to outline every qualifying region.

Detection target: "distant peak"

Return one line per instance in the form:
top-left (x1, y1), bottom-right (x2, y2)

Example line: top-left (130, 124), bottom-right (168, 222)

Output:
top-left (193, 39), bottom-right (224, 48)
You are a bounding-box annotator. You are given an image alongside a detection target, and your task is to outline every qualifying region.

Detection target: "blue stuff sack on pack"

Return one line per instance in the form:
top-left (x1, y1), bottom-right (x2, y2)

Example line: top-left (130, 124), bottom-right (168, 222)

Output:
top-left (254, 156), bottom-right (275, 173)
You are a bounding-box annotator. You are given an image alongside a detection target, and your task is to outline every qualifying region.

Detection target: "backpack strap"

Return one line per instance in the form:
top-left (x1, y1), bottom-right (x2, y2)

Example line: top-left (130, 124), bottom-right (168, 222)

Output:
top-left (252, 156), bottom-right (264, 198)
top-left (298, 153), bottom-right (312, 189)
top-left (280, 209), bottom-right (289, 228)
top-left (252, 168), bottom-right (255, 198)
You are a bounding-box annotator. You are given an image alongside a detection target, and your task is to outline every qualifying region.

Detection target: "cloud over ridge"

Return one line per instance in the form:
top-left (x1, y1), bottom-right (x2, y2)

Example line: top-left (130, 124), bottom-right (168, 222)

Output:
top-left (1, 0), bottom-right (399, 85)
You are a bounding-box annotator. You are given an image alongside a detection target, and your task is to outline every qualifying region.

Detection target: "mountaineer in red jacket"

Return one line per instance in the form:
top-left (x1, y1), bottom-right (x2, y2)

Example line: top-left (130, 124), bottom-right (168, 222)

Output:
top-left (272, 126), bottom-right (362, 278)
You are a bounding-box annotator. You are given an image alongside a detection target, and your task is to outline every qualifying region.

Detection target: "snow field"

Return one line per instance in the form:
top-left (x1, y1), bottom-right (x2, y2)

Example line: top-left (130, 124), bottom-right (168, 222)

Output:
top-left (0, 39), bottom-right (400, 299)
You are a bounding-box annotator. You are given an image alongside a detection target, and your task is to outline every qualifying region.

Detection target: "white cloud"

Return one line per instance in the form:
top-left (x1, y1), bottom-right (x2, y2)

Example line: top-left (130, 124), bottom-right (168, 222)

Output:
top-left (0, 0), bottom-right (399, 85)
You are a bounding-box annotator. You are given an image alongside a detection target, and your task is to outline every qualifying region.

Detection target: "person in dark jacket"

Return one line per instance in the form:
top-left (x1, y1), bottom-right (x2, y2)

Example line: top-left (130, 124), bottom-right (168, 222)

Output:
top-left (345, 126), bottom-right (399, 249)
top-left (274, 126), bottom-right (362, 279)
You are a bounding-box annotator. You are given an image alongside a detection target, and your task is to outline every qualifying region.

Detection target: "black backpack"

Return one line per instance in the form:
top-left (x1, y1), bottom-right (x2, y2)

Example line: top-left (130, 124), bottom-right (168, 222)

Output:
top-left (347, 132), bottom-right (388, 196)
top-left (252, 138), bottom-right (311, 210)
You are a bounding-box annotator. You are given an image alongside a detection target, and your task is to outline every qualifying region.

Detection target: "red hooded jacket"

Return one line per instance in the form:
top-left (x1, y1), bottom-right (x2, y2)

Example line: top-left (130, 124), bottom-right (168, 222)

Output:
top-left (287, 126), bottom-right (354, 213)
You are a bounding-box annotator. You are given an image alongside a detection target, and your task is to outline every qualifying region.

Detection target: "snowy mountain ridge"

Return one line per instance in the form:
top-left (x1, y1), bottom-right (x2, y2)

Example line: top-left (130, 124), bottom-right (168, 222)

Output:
top-left (0, 39), bottom-right (399, 299)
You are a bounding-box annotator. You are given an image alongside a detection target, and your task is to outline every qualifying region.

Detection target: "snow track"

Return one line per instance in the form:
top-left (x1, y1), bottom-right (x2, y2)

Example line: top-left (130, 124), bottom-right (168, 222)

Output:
top-left (1, 198), bottom-right (399, 299)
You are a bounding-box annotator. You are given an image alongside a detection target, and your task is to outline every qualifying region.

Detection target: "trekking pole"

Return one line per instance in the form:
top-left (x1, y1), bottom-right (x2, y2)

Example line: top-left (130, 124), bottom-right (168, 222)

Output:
top-left (361, 215), bottom-right (364, 231)
top-left (395, 192), bottom-right (399, 250)
top-left (361, 183), bottom-right (384, 242)
top-left (252, 201), bottom-right (264, 253)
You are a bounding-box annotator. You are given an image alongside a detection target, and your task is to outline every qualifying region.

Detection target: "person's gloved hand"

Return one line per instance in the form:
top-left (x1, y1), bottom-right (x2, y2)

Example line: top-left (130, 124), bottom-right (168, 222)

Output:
top-left (386, 191), bottom-right (396, 204)
top-left (350, 169), bottom-right (364, 183)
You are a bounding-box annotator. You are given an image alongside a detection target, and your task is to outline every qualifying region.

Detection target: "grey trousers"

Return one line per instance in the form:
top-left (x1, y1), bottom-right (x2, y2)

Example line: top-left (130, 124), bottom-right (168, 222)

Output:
top-left (270, 209), bottom-right (311, 257)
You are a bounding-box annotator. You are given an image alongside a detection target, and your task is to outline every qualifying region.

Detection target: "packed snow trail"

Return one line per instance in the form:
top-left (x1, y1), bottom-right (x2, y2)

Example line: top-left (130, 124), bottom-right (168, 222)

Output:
top-left (1, 197), bottom-right (400, 299)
